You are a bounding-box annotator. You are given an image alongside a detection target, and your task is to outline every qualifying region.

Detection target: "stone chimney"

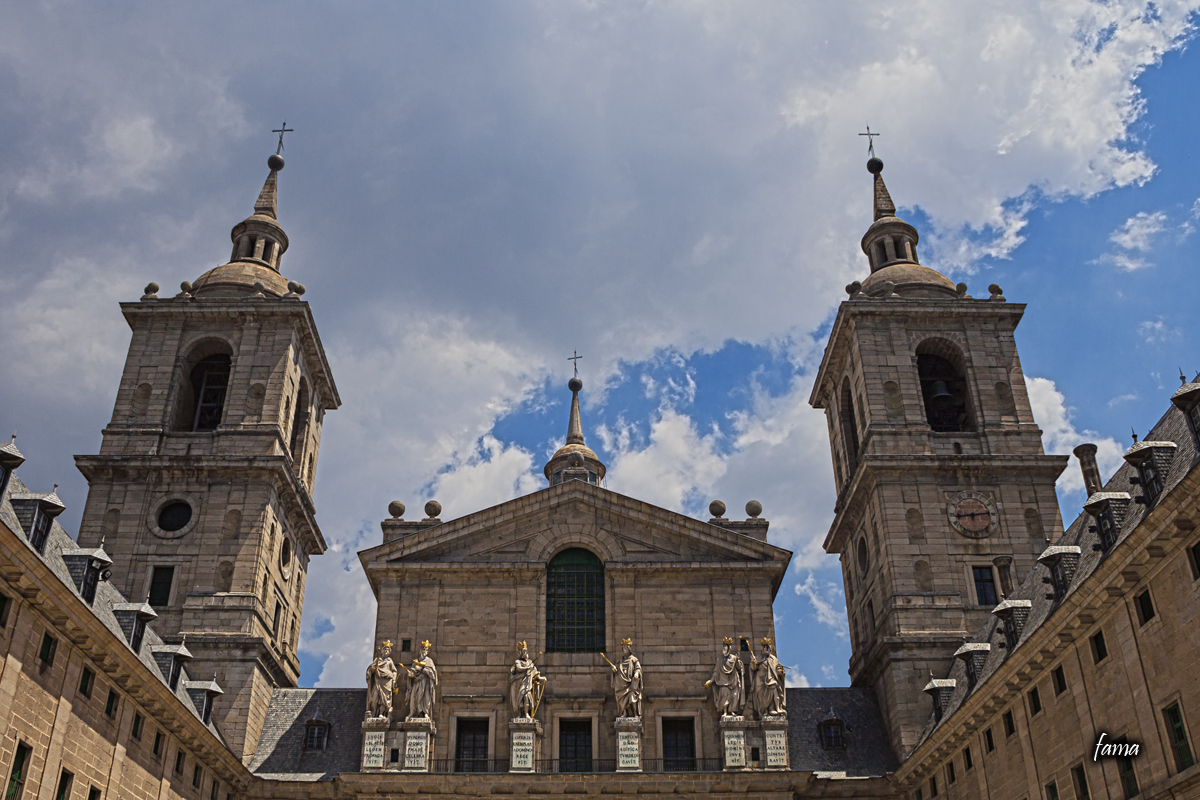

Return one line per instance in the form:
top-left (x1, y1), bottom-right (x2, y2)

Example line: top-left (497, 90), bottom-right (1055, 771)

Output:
top-left (1073, 443), bottom-right (1103, 496)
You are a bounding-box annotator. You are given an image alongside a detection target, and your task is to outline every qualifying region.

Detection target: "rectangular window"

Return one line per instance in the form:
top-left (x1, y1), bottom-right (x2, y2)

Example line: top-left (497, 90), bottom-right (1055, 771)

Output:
top-left (80, 565), bottom-right (100, 605)
top-left (1189, 541), bottom-right (1200, 581)
top-left (946, 760), bottom-right (956, 784)
top-left (79, 668), bottom-right (94, 698)
top-left (963, 746), bottom-right (973, 770)
top-left (558, 719), bottom-right (592, 773)
top-left (973, 567), bottom-right (999, 606)
top-left (105, 690), bottom-right (118, 719)
top-left (271, 602), bottom-right (281, 637)
top-left (39, 633), bottom-right (57, 667)
top-left (54, 770), bottom-right (72, 800)
top-left (1053, 665), bottom-right (1067, 695)
top-left (174, 751), bottom-right (185, 774)
top-left (153, 732), bottom-right (164, 758)
top-left (1096, 508), bottom-right (1118, 551)
top-left (454, 719), bottom-right (489, 773)
top-left (929, 775), bottom-right (938, 797)
top-left (1029, 686), bottom-right (1042, 715)
top-left (132, 713), bottom-right (143, 740)
top-left (148, 567), bottom-right (174, 608)
top-left (1045, 781), bottom-right (1059, 800)
top-left (1164, 703), bottom-right (1195, 772)
top-left (662, 718), bottom-right (697, 771)
top-left (1091, 631), bottom-right (1108, 663)
top-left (1003, 710), bottom-right (1016, 737)
top-left (1135, 590), bottom-right (1155, 625)
top-left (984, 727), bottom-right (995, 752)
top-left (6, 742), bottom-right (29, 800)
top-left (400, 639), bottom-right (411, 652)
top-left (0, 592), bottom-right (10, 627)
top-left (1117, 748), bottom-right (1139, 798)
top-left (209, 781), bottom-right (218, 800)
top-left (1136, 460), bottom-right (1163, 505)
top-left (1072, 765), bottom-right (1090, 800)
top-left (131, 618), bottom-right (146, 655)
top-left (30, 509), bottom-right (52, 554)
top-left (304, 724), bottom-right (328, 751)
top-left (192, 765), bottom-right (201, 789)
top-left (915, 789), bottom-right (922, 800)
top-left (86, 788), bottom-right (99, 800)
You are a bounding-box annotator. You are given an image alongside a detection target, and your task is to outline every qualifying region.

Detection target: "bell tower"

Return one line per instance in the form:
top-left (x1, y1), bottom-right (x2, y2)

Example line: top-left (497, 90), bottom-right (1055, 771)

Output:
top-left (808, 155), bottom-right (1067, 757)
top-left (74, 151), bottom-right (340, 762)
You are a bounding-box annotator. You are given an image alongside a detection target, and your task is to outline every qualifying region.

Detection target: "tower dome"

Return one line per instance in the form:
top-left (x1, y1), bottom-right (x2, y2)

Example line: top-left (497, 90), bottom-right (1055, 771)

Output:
top-left (544, 377), bottom-right (606, 486)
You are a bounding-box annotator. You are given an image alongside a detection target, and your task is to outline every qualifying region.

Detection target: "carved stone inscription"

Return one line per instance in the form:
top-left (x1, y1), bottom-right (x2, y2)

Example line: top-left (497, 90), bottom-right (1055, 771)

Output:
top-left (362, 730), bottom-right (385, 769)
top-left (723, 728), bottom-right (746, 769)
top-left (403, 730), bottom-right (429, 771)
top-left (617, 730), bottom-right (640, 771)
top-left (510, 731), bottom-right (535, 772)
top-left (765, 729), bottom-right (788, 768)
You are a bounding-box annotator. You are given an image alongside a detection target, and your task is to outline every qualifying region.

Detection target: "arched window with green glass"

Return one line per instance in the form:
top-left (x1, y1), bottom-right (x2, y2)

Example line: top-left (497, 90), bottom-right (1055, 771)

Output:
top-left (546, 548), bottom-right (605, 652)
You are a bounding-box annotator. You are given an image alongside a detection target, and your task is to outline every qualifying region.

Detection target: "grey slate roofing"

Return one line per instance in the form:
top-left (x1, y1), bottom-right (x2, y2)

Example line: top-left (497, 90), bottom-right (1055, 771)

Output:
top-left (787, 687), bottom-right (899, 776)
top-left (0, 471), bottom-right (225, 745)
top-left (250, 688), bottom-right (366, 780)
top-left (917, 393), bottom-right (1199, 744)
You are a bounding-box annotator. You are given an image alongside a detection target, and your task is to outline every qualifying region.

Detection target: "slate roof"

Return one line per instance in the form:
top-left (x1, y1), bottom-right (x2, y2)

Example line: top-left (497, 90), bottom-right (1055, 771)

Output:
top-left (917, 393), bottom-right (1199, 744)
top-left (250, 688), bottom-right (366, 780)
top-left (0, 472), bottom-right (225, 744)
top-left (787, 687), bottom-right (898, 776)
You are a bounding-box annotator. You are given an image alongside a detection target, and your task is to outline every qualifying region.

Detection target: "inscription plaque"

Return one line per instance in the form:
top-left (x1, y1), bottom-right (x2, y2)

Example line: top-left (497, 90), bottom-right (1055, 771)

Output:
top-left (618, 730), bottom-right (641, 771)
top-left (511, 730), bottom-right (535, 771)
top-left (362, 730), bottom-right (385, 769)
top-left (403, 730), bottom-right (428, 771)
top-left (765, 729), bottom-right (788, 768)
top-left (723, 729), bottom-right (746, 769)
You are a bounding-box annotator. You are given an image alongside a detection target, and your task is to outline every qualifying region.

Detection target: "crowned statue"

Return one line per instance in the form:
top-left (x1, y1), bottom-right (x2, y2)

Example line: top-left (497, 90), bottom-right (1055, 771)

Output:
top-left (705, 637), bottom-right (744, 717)
top-left (602, 638), bottom-right (643, 718)
top-left (365, 640), bottom-right (399, 720)
top-left (509, 641), bottom-right (546, 719)
top-left (749, 637), bottom-right (786, 717)
top-left (401, 639), bottom-right (439, 720)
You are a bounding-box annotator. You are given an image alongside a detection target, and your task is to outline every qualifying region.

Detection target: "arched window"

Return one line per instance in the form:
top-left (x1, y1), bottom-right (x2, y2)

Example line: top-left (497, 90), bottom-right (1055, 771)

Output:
top-left (546, 548), bottom-right (605, 653)
top-left (916, 340), bottom-right (972, 432)
top-left (839, 377), bottom-right (860, 476)
top-left (175, 341), bottom-right (234, 432)
top-left (290, 378), bottom-right (310, 458)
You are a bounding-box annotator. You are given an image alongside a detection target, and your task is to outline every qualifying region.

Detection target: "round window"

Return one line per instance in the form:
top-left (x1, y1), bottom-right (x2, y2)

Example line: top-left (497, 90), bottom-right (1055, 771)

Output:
top-left (280, 537), bottom-right (293, 578)
top-left (856, 537), bottom-right (869, 574)
top-left (158, 501), bottom-right (193, 532)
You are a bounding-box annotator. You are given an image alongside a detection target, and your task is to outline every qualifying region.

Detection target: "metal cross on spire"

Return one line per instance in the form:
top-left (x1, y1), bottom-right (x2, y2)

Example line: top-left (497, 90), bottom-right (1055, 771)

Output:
top-left (272, 121), bottom-right (294, 155)
top-left (568, 350), bottom-right (583, 377)
top-left (859, 124), bottom-right (880, 158)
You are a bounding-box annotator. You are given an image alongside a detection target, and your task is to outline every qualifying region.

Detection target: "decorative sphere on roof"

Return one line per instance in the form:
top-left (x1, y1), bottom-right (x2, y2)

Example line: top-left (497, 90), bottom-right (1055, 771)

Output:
top-left (424, 500), bottom-right (441, 518)
top-left (567, 452), bottom-right (584, 467)
top-left (268, 153), bottom-right (285, 171)
top-left (867, 157), bottom-right (884, 174)
top-left (746, 500), bottom-right (763, 518)
top-left (388, 501), bottom-right (405, 519)
top-left (709, 500), bottom-right (726, 518)
top-left (568, 377), bottom-right (583, 393)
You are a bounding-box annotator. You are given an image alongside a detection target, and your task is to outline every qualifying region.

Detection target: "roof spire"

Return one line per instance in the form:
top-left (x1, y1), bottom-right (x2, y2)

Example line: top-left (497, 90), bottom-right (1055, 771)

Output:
top-left (566, 376), bottom-right (585, 445)
top-left (543, 370), bottom-right (607, 487)
top-left (254, 152), bottom-right (285, 220)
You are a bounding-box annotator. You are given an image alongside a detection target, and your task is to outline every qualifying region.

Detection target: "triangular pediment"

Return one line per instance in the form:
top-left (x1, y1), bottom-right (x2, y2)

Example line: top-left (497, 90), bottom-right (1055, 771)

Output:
top-left (358, 481), bottom-right (791, 595)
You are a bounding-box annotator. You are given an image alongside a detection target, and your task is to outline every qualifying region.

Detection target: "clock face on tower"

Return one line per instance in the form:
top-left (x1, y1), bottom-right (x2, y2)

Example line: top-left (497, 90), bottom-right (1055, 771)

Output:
top-left (947, 491), bottom-right (998, 538)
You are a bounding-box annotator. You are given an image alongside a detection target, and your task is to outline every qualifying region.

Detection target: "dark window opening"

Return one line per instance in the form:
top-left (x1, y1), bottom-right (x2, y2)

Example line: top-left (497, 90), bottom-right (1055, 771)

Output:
top-left (984, 728), bottom-right (994, 752)
top-left (947, 761), bottom-right (956, 784)
top-left (1053, 666), bottom-right (1067, 695)
top-left (153, 733), bottom-right (164, 757)
top-left (209, 781), bottom-right (218, 800)
top-left (973, 567), bottom-right (998, 607)
top-left (1186, 401), bottom-right (1200, 446)
top-left (148, 567), bottom-right (174, 607)
top-left (80, 563), bottom-right (100, 605)
top-left (389, 748), bottom-right (399, 763)
top-left (79, 668), bottom-right (94, 698)
top-left (546, 548), bottom-right (605, 653)
top-left (199, 693), bottom-right (213, 724)
top-left (305, 722), bottom-right (329, 751)
top-left (1045, 781), bottom-right (1060, 800)
top-left (131, 617), bottom-right (146, 654)
top-left (1048, 560), bottom-right (1068, 600)
top-left (820, 720), bottom-right (845, 749)
top-left (105, 689), bottom-right (118, 718)
top-left (192, 765), bottom-right (202, 789)
top-left (1135, 459), bottom-right (1164, 506)
top-left (1189, 541), bottom-right (1200, 580)
top-left (1116, 740), bottom-right (1139, 798)
top-left (916, 347), bottom-right (972, 432)
top-left (1029, 686), bottom-right (1042, 715)
top-left (1136, 591), bottom-right (1155, 625)
top-left (750, 747), bottom-right (760, 763)
top-left (39, 632), bottom-right (57, 667)
top-left (190, 354), bottom-right (231, 432)
top-left (1091, 631), bottom-right (1108, 663)
top-left (30, 509), bottom-right (52, 554)
top-left (1002, 615), bottom-right (1019, 651)
top-left (157, 502), bottom-right (192, 533)
top-left (53, 770), bottom-right (72, 800)
top-left (168, 657), bottom-right (182, 692)
top-left (289, 380), bottom-right (309, 459)
top-left (965, 656), bottom-right (978, 691)
top-left (662, 718), bottom-right (696, 771)
top-left (1095, 508), bottom-right (1118, 551)
top-left (454, 719), bottom-right (489, 772)
top-left (558, 720), bottom-right (592, 773)
top-left (86, 788), bottom-right (99, 800)
top-left (962, 746), bottom-right (973, 770)
top-left (1164, 704), bottom-right (1194, 772)
top-left (929, 775), bottom-right (938, 797)
top-left (132, 713), bottom-right (143, 740)
top-left (839, 377), bottom-right (861, 475)
top-left (5, 742), bottom-right (29, 800)
top-left (1072, 765), bottom-right (1090, 800)
top-left (1003, 710), bottom-right (1015, 737)
top-left (272, 602), bottom-right (282, 637)
top-left (0, 593), bottom-right (9, 627)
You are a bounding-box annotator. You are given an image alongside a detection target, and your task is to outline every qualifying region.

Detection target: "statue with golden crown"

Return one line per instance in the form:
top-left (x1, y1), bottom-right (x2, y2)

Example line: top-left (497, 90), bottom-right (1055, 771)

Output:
top-left (705, 637), bottom-right (744, 717)
top-left (749, 637), bottom-right (786, 717)
top-left (365, 640), bottom-right (398, 720)
top-left (509, 641), bottom-right (546, 719)
top-left (600, 638), bottom-right (643, 718)
top-left (401, 640), bottom-right (439, 720)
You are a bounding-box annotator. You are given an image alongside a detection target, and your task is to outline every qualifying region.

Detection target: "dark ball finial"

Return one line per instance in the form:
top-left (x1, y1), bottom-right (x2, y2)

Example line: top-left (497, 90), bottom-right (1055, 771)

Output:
top-left (568, 376), bottom-right (583, 393)
top-left (567, 452), bottom-right (584, 468)
top-left (424, 500), bottom-right (441, 518)
top-left (267, 153), bottom-right (285, 171)
top-left (745, 500), bottom-right (763, 519)
top-left (388, 500), bottom-right (405, 519)
top-left (867, 157), bottom-right (884, 175)
top-left (709, 500), bottom-right (726, 518)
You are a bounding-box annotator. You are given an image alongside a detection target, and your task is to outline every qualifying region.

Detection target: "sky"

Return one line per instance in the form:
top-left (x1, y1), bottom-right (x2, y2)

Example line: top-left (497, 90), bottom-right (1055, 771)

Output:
top-left (1, 1), bottom-right (1199, 690)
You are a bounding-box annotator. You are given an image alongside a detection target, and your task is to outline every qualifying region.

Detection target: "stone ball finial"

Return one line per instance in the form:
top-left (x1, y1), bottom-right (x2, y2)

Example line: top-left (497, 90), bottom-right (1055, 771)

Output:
top-left (867, 157), bottom-right (884, 175)
top-left (295, 283), bottom-right (306, 296)
top-left (388, 501), bottom-right (405, 519)
top-left (268, 153), bottom-right (285, 171)
top-left (144, 282), bottom-right (159, 295)
top-left (846, 281), bottom-right (862, 296)
top-left (180, 281), bottom-right (193, 294)
top-left (709, 500), bottom-right (726, 518)
top-left (567, 452), bottom-right (584, 467)
top-left (253, 281), bottom-right (265, 294)
top-left (568, 376), bottom-right (583, 393)
top-left (880, 281), bottom-right (895, 297)
top-left (746, 500), bottom-right (763, 518)
top-left (988, 283), bottom-right (1003, 297)
top-left (424, 500), bottom-right (442, 518)
top-left (287, 280), bottom-right (299, 293)
top-left (956, 282), bottom-right (968, 296)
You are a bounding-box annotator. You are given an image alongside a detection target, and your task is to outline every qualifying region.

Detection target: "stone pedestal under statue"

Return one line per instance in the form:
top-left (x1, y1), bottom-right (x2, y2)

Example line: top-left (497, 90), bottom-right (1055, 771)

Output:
top-left (508, 717), bottom-right (543, 773)
top-left (719, 716), bottom-right (749, 771)
top-left (614, 716), bottom-right (643, 772)
top-left (400, 717), bottom-right (437, 772)
top-left (761, 715), bottom-right (789, 770)
top-left (360, 718), bottom-right (389, 771)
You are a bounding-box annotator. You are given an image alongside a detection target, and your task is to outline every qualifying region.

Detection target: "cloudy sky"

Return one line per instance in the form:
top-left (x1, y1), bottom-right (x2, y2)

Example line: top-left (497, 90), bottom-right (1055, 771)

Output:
top-left (2, 1), bottom-right (1199, 689)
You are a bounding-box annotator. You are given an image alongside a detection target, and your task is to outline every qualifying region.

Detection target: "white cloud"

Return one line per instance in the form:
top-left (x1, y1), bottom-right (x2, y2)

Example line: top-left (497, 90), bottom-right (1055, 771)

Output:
top-left (1027, 377), bottom-right (1125, 496)
top-left (427, 435), bottom-right (543, 515)
top-left (1107, 393), bottom-right (1138, 407)
top-left (1138, 318), bottom-right (1181, 344)
top-left (1110, 210), bottom-right (1168, 251)
top-left (821, 663), bottom-right (837, 681)
top-left (785, 668), bottom-right (810, 688)
top-left (793, 571), bottom-right (848, 638)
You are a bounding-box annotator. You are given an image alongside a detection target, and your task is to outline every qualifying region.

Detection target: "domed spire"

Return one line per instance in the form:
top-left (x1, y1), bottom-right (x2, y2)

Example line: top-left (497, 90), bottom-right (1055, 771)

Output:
top-left (544, 374), bottom-right (606, 487)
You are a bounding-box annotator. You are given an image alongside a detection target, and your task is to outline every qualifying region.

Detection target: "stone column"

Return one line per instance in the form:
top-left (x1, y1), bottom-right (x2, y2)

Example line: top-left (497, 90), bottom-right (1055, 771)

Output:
top-left (360, 718), bottom-right (389, 771)
top-left (508, 718), bottom-right (543, 773)
top-left (615, 717), bottom-right (643, 772)
top-left (761, 715), bottom-right (789, 770)
top-left (719, 716), bottom-right (749, 771)
top-left (400, 718), bottom-right (437, 772)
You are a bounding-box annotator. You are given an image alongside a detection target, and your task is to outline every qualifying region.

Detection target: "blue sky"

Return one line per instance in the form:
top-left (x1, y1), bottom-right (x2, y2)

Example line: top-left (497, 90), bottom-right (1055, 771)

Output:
top-left (1, 2), bottom-right (1198, 689)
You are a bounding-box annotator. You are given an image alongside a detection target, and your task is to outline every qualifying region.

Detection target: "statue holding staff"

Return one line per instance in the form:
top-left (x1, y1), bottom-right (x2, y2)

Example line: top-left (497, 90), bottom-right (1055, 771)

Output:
top-left (601, 638), bottom-right (643, 718)
top-left (749, 637), bottom-right (786, 717)
top-left (509, 641), bottom-right (546, 719)
top-left (401, 639), bottom-right (439, 719)
top-left (705, 637), bottom-right (744, 717)
top-left (365, 640), bottom-right (398, 720)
